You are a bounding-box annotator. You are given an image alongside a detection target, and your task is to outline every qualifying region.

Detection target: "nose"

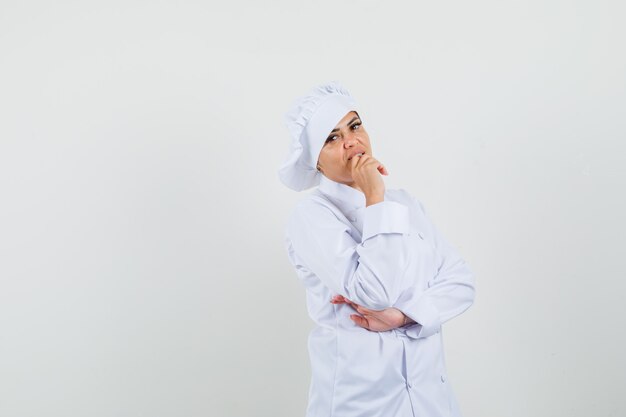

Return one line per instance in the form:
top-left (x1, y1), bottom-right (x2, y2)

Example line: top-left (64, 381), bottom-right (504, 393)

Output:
top-left (343, 132), bottom-right (360, 148)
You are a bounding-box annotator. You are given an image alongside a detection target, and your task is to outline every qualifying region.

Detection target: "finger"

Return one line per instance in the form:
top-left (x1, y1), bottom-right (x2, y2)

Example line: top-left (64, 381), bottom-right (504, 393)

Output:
top-left (356, 154), bottom-right (371, 167)
top-left (354, 153), bottom-right (374, 170)
top-left (356, 306), bottom-right (371, 314)
top-left (362, 155), bottom-right (382, 169)
top-left (378, 164), bottom-right (388, 176)
top-left (361, 155), bottom-right (384, 173)
top-left (330, 295), bottom-right (345, 302)
top-left (350, 314), bottom-right (370, 329)
top-left (350, 153), bottom-right (363, 171)
top-left (349, 301), bottom-right (363, 311)
top-left (356, 304), bottom-right (379, 313)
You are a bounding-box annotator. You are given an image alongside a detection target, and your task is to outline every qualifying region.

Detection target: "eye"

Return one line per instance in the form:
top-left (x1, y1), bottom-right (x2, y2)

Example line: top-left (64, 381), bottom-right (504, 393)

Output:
top-left (325, 135), bottom-right (338, 144)
top-left (351, 122), bottom-right (361, 130)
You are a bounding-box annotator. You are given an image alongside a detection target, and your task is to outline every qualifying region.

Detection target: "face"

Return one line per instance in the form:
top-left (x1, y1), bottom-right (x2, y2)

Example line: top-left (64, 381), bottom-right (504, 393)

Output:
top-left (316, 111), bottom-right (372, 188)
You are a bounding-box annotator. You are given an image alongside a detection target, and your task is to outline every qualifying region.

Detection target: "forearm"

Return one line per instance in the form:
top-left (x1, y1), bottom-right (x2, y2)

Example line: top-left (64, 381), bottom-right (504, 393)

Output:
top-left (394, 259), bottom-right (475, 338)
top-left (289, 198), bottom-right (414, 311)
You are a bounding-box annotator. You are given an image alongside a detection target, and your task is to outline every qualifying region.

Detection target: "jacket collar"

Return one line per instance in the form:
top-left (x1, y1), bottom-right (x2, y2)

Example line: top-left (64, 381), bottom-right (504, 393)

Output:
top-left (318, 174), bottom-right (366, 212)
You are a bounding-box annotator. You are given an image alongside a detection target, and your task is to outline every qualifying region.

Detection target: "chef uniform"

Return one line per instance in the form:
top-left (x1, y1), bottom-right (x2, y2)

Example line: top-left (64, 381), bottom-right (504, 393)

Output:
top-left (278, 82), bottom-right (476, 417)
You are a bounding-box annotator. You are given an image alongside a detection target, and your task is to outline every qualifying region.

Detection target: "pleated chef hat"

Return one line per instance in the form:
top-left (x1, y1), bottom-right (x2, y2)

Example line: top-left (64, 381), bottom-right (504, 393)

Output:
top-left (277, 81), bottom-right (357, 191)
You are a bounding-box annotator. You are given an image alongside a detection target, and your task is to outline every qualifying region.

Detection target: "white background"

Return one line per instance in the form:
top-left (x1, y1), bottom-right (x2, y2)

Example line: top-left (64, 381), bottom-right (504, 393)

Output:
top-left (1, 1), bottom-right (625, 416)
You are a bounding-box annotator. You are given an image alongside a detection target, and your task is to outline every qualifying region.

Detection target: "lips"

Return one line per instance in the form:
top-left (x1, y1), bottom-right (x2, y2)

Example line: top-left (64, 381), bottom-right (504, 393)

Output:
top-left (347, 149), bottom-right (366, 161)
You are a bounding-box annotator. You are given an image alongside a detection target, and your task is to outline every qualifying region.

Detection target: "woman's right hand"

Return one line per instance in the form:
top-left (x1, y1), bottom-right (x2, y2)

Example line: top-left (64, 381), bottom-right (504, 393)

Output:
top-left (350, 153), bottom-right (388, 204)
top-left (330, 295), bottom-right (411, 332)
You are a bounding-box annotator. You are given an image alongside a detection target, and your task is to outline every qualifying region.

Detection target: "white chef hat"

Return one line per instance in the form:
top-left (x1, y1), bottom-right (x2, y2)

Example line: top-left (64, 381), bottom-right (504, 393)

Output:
top-left (277, 81), bottom-right (358, 191)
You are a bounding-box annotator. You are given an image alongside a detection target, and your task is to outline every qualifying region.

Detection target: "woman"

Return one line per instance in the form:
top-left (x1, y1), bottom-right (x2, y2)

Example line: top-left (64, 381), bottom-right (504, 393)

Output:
top-left (278, 82), bottom-right (476, 417)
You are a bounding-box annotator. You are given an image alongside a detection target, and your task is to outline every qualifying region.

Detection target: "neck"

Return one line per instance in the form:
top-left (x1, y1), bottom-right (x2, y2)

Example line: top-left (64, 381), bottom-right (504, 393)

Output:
top-left (348, 182), bottom-right (363, 193)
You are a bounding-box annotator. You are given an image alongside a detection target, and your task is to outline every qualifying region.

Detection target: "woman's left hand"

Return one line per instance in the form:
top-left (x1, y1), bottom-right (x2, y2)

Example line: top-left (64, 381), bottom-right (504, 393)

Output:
top-left (330, 295), bottom-right (412, 331)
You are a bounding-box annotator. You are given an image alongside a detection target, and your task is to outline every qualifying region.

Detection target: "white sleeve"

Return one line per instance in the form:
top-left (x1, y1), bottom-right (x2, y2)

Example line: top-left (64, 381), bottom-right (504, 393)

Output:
top-left (286, 199), bottom-right (412, 311)
top-left (393, 197), bottom-right (476, 339)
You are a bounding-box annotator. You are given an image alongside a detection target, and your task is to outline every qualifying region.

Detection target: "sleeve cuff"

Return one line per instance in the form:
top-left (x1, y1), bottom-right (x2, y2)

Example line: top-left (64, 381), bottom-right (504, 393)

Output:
top-left (394, 290), bottom-right (441, 339)
top-left (362, 201), bottom-right (410, 242)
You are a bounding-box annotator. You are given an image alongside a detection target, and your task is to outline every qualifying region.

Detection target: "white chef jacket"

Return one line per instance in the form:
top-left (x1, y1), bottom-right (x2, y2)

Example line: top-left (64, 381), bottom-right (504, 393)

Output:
top-left (284, 174), bottom-right (476, 417)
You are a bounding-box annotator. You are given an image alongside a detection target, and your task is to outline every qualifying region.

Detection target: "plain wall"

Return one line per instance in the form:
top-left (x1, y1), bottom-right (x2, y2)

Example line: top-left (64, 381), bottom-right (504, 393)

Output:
top-left (1, 1), bottom-right (625, 416)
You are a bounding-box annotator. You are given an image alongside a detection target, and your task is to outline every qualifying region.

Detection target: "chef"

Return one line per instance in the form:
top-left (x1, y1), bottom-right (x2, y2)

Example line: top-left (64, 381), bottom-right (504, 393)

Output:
top-left (278, 81), bottom-right (476, 417)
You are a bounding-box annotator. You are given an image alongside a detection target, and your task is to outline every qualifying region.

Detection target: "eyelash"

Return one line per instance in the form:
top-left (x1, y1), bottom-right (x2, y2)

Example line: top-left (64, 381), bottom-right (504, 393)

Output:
top-left (326, 123), bottom-right (361, 143)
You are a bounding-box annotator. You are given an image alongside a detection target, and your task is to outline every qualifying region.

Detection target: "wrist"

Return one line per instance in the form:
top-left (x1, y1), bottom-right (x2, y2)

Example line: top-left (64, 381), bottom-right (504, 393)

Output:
top-left (365, 194), bottom-right (384, 207)
top-left (402, 315), bottom-right (415, 327)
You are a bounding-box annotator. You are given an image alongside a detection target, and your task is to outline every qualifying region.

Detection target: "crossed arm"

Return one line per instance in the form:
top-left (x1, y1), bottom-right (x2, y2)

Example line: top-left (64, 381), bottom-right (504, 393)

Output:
top-left (288, 196), bottom-right (475, 338)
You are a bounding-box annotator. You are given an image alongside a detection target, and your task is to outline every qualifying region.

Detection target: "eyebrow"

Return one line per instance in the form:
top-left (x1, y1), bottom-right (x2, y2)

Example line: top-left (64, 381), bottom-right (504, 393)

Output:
top-left (329, 116), bottom-right (360, 133)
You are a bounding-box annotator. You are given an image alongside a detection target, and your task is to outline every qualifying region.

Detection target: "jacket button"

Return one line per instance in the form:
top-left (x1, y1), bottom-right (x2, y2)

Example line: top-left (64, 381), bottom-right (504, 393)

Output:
top-left (441, 375), bottom-right (446, 383)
